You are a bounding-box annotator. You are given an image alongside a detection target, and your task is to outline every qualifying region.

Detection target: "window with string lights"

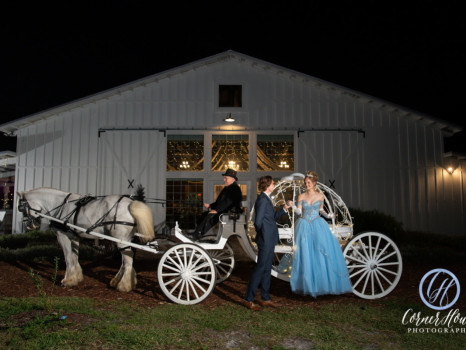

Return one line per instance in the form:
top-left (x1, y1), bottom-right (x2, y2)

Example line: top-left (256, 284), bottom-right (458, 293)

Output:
top-left (166, 135), bottom-right (204, 171)
top-left (211, 134), bottom-right (249, 171)
top-left (166, 179), bottom-right (204, 230)
top-left (257, 135), bottom-right (294, 171)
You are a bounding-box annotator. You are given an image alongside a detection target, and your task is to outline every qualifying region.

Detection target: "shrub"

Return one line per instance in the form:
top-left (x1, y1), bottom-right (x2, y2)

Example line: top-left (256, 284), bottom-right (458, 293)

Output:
top-left (349, 208), bottom-right (404, 241)
top-left (0, 230), bottom-right (56, 250)
top-left (0, 245), bottom-right (63, 263)
top-left (0, 230), bottom-right (101, 262)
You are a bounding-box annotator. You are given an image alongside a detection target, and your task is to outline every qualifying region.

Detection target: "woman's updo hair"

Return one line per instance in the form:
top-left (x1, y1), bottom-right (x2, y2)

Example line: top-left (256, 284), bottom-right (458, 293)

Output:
top-left (305, 171), bottom-right (320, 192)
top-left (305, 171), bottom-right (318, 182)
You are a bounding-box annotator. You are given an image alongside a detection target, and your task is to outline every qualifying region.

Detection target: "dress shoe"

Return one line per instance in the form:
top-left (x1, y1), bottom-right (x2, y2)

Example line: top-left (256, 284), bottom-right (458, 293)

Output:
top-left (242, 300), bottom-right (261, 311)
top-left (259, 299), bottom-right (282, 308)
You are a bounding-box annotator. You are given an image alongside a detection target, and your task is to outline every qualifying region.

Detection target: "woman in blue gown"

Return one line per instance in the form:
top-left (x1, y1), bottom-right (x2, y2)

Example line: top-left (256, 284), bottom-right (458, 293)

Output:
top-left (290, 171), bottom-right (353, 297)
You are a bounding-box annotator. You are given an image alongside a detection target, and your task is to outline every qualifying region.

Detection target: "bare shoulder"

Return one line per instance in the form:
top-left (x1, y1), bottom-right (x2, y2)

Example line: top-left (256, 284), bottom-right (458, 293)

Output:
top-left (297, 193), bottom-right (307, 202)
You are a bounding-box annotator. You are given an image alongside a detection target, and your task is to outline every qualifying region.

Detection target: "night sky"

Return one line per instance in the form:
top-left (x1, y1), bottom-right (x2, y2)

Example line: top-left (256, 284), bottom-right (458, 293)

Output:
top-left (1, 2), bottom-right (465, 152)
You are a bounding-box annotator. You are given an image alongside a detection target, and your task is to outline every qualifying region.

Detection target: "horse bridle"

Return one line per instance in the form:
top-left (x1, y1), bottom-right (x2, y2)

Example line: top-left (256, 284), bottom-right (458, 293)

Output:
top-left (18, 197), bottom-right (43, 230)
top-left (18, 193), bottom-right (76, 231)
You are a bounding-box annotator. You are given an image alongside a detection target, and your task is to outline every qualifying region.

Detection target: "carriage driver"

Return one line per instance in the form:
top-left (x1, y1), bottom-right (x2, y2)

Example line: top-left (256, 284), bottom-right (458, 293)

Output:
top-left (188, 168), bottom-right (243, 241)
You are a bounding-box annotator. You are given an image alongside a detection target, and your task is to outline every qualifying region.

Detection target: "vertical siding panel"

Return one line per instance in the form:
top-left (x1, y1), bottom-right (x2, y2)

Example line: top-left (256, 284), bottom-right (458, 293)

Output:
top-left (17, 129), bottom-right (29, 190)
top-left (78, 113), bottom-right (88, 193)
top-left (34, 122), bottom-right (45, 188)
top-left (328, 93), bottom-right (338, 127)
top-left (69, 111), bottom-right (79, 193)
top-left (110, 131), bottom-right (118, 194)
top-left (43, 120), bottom-right (54, 187)
top-left (345, 133), bottom-right (353, 205)
top-left (54, 117), bottom-right (64, 189)
top-left (119, 130), bottom-right (127, 193)
top-left (395, 117), bottom-right (404, 225)
top-left (62, 113), bottom-right (72, 190)
top-left (24, 128), bottom-right (35, 188)
top-left (399, 118), bottom-right (409, 228)
top-left (411, 122), bottom-right (421, 229)
top-left (96, 134), bottom-right (104, 196)
top-left (407, 121), bottom-right (415, 230)
top-left (88, 105), bottom-right (99, 194)
top-left (418, 124), bottom-right (428, 231)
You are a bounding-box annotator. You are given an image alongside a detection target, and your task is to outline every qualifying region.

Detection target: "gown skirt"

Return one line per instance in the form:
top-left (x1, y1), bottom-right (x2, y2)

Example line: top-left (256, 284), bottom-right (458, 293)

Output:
top-left (290, 201), bottom-right (353, 297)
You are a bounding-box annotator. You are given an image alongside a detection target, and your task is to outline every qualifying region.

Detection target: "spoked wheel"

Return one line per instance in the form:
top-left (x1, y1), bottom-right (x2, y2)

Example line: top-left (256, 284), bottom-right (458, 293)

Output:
top-left (157, 243), bottom-right (216, 305)
top-left (343, 232), bottom-right (403, 299)
top-left (206, 241), bottom-right (235, 284)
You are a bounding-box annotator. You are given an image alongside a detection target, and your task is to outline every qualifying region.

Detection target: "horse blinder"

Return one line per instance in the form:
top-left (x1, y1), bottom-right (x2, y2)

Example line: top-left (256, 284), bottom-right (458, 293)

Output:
top-left (18, 198), bottom-right (28, 214)
top-left (18, 198), bottom-right (42, 230)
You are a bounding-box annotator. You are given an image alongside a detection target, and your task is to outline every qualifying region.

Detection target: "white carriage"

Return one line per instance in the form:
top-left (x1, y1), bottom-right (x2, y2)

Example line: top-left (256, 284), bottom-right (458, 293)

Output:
top-left (165, 172), bottom-right (403, 304)
top-left (19, 173), bottom-right (403, 305)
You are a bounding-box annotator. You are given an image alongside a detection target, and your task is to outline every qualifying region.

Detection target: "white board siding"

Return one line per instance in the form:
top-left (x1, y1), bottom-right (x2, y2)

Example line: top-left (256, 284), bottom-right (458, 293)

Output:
top-left (97, 130), bottom-right (166, 226)
top-left (297, 130), bottom-right (364, 209)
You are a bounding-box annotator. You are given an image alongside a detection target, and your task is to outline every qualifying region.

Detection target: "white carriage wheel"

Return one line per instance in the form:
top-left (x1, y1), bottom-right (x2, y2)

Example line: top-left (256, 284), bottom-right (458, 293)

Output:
top-left (157, 243), bottom-right (216, 305)
top-left (206, 242), bottom-right (235, 284)
top-left (343, 232), bottom-right (403, 299)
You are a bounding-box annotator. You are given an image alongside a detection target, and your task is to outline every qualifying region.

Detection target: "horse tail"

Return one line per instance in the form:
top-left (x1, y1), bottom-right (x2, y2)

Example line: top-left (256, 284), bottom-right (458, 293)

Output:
top-left (129, 201), bottom-right (155, 243)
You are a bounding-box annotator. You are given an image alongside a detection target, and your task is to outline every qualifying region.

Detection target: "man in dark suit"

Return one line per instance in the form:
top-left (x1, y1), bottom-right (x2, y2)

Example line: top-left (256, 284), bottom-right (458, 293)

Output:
top-left (190, 168), bottom-right (242, 241)
top-left (243, 175), bottom-right (291, 310)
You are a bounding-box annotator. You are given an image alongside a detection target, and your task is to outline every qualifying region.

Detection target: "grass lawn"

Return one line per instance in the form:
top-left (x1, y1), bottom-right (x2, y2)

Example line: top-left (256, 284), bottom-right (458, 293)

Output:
top-left (1, 296), bottom-right (464, 349)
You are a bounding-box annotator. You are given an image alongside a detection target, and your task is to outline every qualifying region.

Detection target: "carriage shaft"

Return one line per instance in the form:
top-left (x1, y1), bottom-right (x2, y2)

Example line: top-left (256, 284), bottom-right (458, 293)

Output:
top-left (34, 212), bottom-right (160, 254)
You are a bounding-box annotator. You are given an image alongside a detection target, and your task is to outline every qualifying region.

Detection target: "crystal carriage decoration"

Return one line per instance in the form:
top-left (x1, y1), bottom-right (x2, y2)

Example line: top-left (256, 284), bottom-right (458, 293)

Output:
top-left (248, 172), bottom-right (354, 247)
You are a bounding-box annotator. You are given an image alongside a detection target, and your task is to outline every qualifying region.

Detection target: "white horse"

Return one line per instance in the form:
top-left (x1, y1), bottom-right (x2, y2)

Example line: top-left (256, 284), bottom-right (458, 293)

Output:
top-left (17, 187), bottom-right (155, 292)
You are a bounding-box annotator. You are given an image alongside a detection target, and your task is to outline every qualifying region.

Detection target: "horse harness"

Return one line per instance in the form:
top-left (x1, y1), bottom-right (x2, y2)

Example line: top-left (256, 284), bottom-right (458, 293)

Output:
top-left (19, 194), bottom-right (137, 236)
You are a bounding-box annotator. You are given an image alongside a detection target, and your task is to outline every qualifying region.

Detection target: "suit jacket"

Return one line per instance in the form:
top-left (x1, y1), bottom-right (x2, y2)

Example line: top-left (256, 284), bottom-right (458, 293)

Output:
top-left (254, 192), bottom-right (285, 247)
top-left (210, 181), bottom-right (242, 215)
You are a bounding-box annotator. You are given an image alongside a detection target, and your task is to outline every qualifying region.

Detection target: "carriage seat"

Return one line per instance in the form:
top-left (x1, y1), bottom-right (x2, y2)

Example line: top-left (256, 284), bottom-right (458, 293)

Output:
top-left (209, 206), bottom-right (245, 238)
top-left (226, 206), bottom-right (244, 232)
top-left (228, 205), bottom-right (243, 221)
top-left (199, 207), bottom-right (245, 244)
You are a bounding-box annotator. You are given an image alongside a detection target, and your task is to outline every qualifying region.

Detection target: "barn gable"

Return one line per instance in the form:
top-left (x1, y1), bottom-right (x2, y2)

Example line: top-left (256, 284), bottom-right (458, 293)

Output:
top-left (1, 50), bottom-right (461, 134)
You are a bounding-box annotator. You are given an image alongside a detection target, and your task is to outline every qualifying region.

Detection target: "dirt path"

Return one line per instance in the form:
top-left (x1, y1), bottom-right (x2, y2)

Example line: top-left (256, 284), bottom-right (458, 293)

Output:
top-left (1, 255), bottom-right (464, 310)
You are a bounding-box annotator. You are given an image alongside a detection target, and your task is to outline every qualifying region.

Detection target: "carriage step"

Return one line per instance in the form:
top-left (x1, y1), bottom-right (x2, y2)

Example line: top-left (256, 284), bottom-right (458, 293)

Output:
top-left (274, 245), bottom-right (293, 253)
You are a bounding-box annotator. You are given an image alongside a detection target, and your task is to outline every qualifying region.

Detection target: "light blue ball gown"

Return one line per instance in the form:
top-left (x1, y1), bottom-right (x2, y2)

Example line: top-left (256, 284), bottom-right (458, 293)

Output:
top-left (290, 200), bottom-right (353, 297)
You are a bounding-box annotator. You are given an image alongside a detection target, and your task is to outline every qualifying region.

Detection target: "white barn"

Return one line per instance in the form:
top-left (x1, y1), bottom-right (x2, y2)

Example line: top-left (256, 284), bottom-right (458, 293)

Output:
top-left (1, 50), bottom-right (465, 235)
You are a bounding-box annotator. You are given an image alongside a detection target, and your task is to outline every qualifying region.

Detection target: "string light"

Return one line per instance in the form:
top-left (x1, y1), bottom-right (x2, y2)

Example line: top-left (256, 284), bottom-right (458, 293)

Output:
top-left (168, 135), bottom-right (296, 172)
top-left (180, 161), bottom-right (190, 169)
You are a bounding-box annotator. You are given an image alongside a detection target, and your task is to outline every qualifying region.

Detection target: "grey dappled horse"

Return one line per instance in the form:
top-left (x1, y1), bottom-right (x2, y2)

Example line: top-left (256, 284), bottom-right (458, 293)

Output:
top-left (17, 187), bottom-right (155, 292)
